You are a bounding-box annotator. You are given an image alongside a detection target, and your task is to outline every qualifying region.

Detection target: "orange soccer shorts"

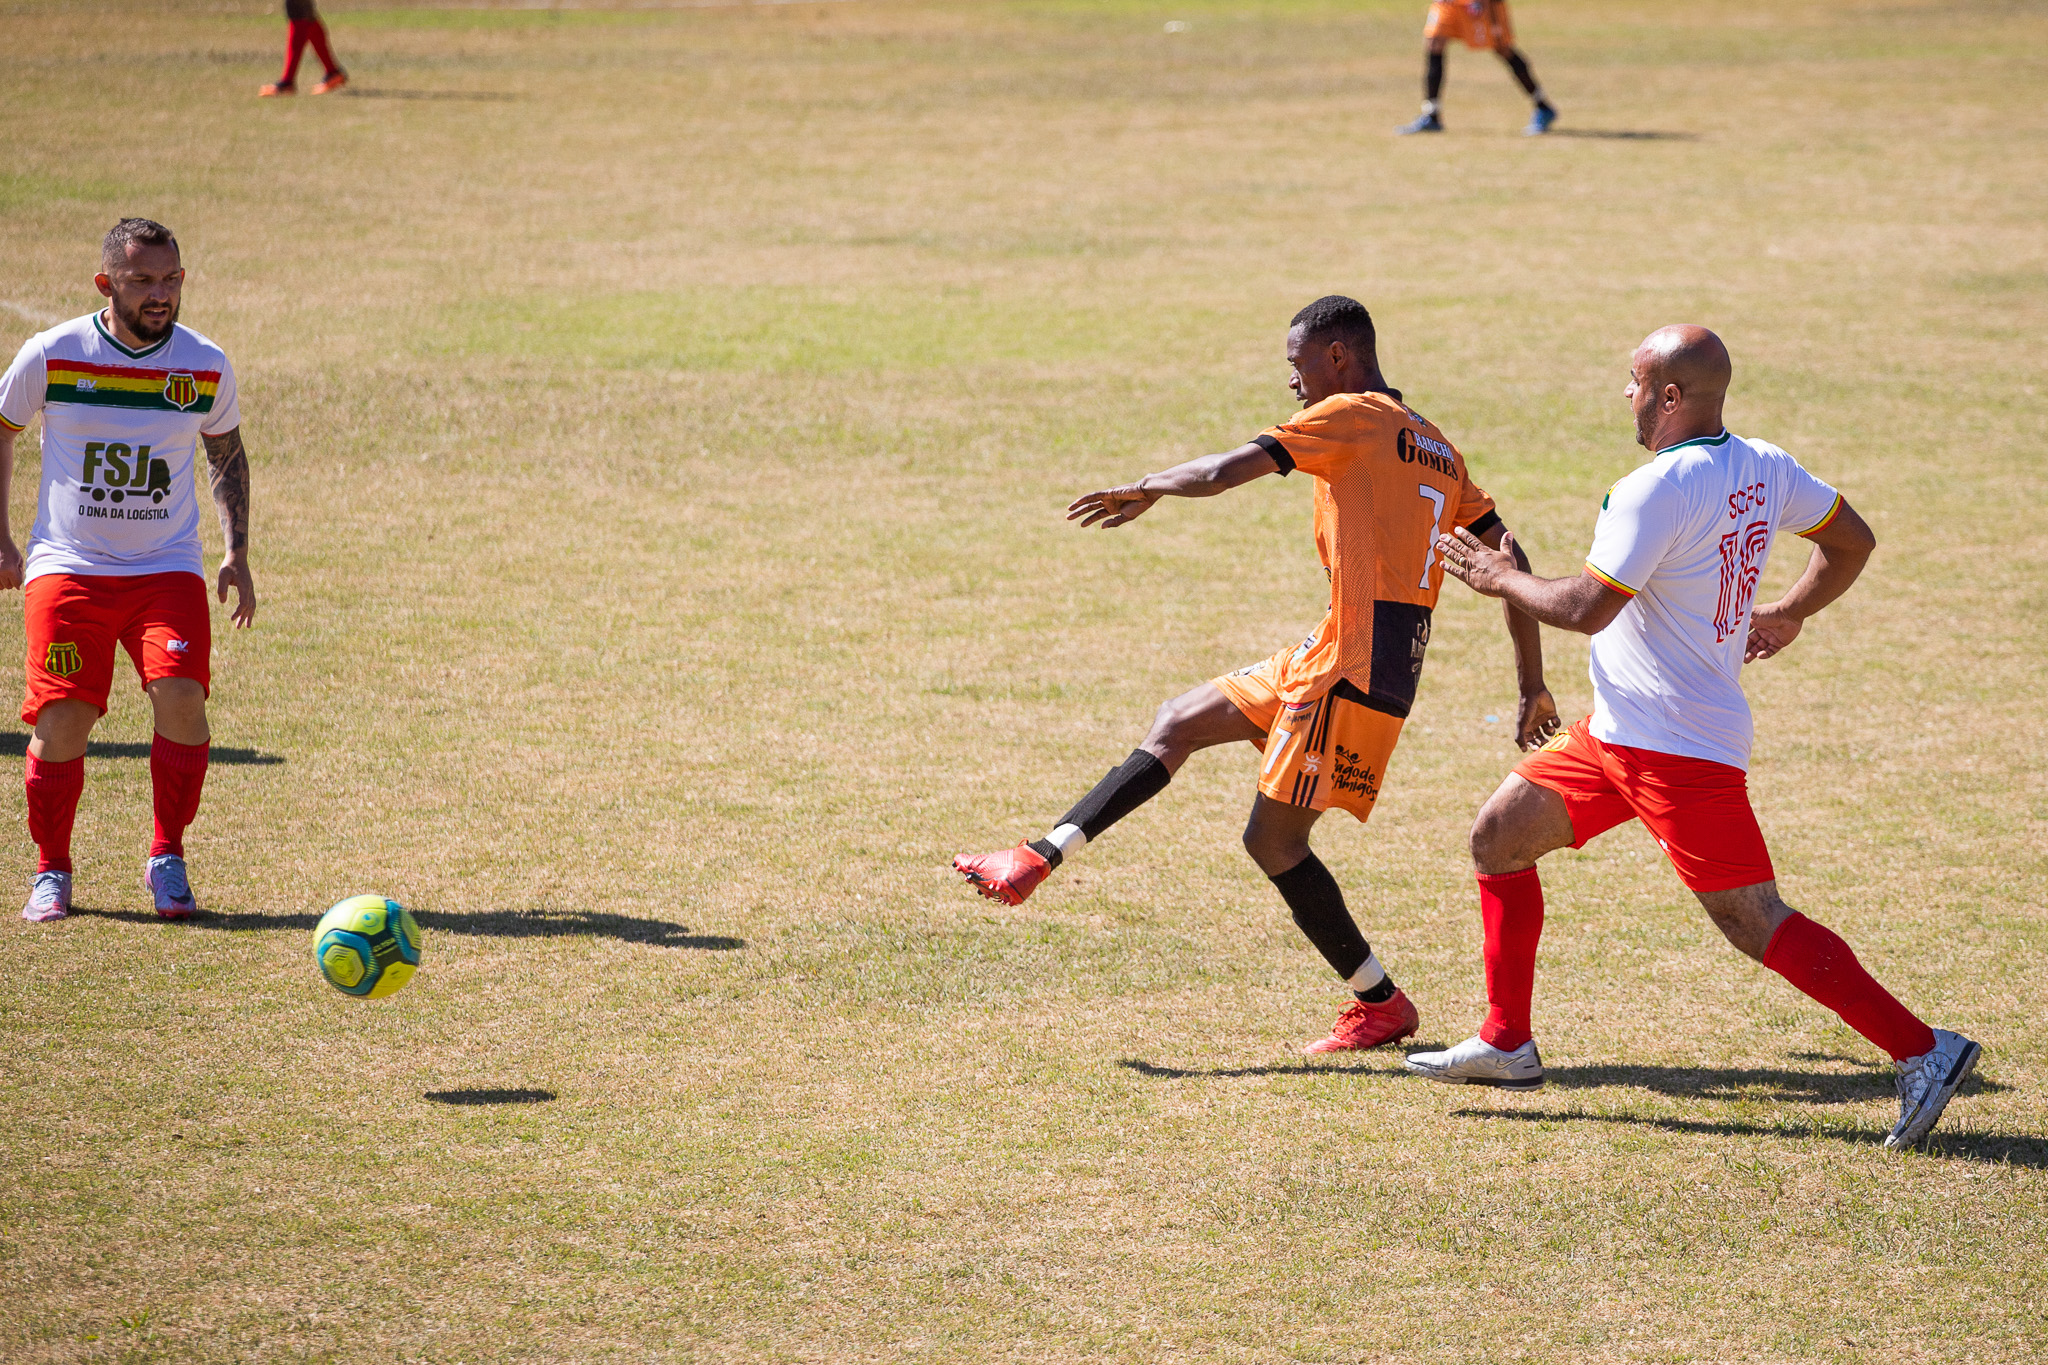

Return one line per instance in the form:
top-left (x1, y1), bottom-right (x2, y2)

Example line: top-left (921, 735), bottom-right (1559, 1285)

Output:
top-left (1425, 0), bottom-right (1514, 50)
top-left (1213, 647), bottom-right (1404, 822)
top-left (23, 571), bottom-right (212, 725)
top-left (1514, 717), bottom-right (1776, 894)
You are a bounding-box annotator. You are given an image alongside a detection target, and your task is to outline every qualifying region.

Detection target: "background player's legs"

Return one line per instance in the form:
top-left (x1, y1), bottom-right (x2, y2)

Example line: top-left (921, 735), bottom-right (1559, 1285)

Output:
top-left (145, 678), bottom-right (210, 861)
top-left (1467, 774), bottom-right (1575, 1048)
top-left (1495, 44), bottom-right (1556, 132)
top-left (1399, 39), bottom-right (1450, 134)
top-left (1698, 880), bottom-right (1936, 1062)
top-left (26, 700), bottom-right (96, 877)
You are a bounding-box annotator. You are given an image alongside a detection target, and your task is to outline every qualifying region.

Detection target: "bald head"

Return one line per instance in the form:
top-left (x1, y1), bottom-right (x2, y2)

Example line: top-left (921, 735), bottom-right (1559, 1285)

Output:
top-left (1626, 325), bottom-right (1731, 451)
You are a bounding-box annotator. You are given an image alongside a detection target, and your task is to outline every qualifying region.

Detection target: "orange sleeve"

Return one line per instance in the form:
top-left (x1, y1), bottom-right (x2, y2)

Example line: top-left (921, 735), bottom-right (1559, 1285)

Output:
top-left (1258, 397), bottom-right (1362, 481)
top-left (1455, 468), bottom-right (1498, 531)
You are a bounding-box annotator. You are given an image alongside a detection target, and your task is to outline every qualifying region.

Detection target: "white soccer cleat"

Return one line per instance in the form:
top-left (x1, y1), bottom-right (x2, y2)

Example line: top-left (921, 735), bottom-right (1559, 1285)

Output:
top-left (1404, 1034), bottom-right (1545, 1090)
top-left (1884, 1028), bottom-right (1981, 1151)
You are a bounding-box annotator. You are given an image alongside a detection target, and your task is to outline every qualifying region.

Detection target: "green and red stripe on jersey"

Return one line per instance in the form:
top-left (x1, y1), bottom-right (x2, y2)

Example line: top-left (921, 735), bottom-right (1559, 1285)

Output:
top-left (44, 358), bottom-right (221, 414)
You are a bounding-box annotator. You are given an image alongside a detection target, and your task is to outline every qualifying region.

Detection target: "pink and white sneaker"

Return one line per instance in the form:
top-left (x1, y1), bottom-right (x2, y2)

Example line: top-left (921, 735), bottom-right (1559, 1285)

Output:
top-left (145, 855), bottom-right (198, 920)
top-left (23, 870), bottom-right (71, 922)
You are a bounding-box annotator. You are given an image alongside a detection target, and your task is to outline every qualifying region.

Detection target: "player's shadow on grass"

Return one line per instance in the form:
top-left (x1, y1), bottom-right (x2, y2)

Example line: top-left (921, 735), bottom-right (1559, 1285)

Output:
top-left (339, 89), bottom-right (523, 102)
top-left (0, 731), bottom-right (283, 764)
top-left (1118, 1058), bottom-right (1402, 1080)
top-left (1455, 1106), bottom-right (2048, 1168)
top-left (67, 905), bottom-right (744, 949)
top-left (1550, 1061), bottom-right (2012, 1105)
top-left (424, 1088), bottom-right (555, 1106)
top-left (1547, 129), bottom-right (1700, 141)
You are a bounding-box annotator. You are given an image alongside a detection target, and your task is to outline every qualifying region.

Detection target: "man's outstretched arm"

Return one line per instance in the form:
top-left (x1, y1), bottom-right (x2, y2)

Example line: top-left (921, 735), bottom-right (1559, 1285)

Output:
top-left (1745, 498), bottom-right (1875, 662)
top-left (1067, 442), bottom-right (1281, 529)
top-left (1471, 522), bottom-right (1560, 749)
top-left (1436, 525), bottom-right (1632, 636)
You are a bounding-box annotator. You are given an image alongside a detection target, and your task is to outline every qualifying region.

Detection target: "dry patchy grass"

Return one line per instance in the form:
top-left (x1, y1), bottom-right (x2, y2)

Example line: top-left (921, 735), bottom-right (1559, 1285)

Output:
top-left (1, 0), bottom-right (2045, 1360)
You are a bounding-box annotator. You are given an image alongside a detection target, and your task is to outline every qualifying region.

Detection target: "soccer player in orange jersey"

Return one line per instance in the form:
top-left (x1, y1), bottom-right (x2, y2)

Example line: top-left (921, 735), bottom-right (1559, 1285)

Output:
top-left (1397, 1), bottom-right (1556, 136)
top-left (954, 297), bottom-right (1558, 1055)
top-left (259, 0), bottom-right (348, 98)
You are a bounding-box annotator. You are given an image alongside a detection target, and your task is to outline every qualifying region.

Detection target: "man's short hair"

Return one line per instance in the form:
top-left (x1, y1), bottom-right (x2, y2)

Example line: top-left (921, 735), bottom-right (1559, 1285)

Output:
top-left (102, 218), bottom-right (178, 271)
top-left (1289, 295), bottom-right (1376, 358)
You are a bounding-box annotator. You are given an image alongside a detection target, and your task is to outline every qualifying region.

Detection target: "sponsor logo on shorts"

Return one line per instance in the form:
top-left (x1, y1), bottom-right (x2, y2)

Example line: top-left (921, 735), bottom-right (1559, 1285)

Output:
top-left (167, 639), bottom-right (190, 654)
top-left (44, 642), bottom-right (83, 677)
top-left (163, 372), bottom-right (199, 411)
top-left (1332, 744), bottom-right (1380, 801)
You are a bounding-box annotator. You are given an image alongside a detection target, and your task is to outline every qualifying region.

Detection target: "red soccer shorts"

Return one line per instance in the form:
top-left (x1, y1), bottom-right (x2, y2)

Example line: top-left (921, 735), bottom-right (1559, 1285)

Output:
top-left (1514, 716), bottom-right (1775, 894)
top-left (22, 571), bottom-right (212, 725)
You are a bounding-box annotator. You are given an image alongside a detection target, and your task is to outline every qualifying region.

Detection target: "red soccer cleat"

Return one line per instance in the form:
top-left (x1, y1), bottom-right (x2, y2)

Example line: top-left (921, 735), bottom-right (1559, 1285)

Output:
top-left (1304, 989), bottom-right (1420, 1056)
top-left (311, 70), bottom-right (348, 95)
top-left (258, 82), bottom-right (296, 98)
top-left (952, 842), bottom-right (1051, 907)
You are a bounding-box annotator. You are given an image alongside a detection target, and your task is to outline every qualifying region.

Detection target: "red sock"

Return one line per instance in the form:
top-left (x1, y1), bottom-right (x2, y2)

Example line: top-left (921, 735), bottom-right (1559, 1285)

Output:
top-left (150, 735), bottom-right (209, 859)
top-left (305, 18), bottom-right (340, 77)
top-left (1763, 912), bottom-right (1936, 1061)
top-left (1477, 867), bottom-right (1545, 1050)
top-left (282, 19), bottom-right (314, 84)
top-left (25, 754), bottom-right (85, 875)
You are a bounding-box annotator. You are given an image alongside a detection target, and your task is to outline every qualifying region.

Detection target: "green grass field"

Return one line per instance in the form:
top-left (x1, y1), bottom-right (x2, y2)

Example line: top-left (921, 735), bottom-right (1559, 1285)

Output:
top-left (2, 0), bottom-right (2046, 1359)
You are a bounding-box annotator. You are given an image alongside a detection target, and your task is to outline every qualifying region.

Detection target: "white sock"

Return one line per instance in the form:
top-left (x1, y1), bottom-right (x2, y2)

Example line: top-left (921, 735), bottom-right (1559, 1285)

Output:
top-left (1422, 99), bottom-right (1439, 116)
top-left (1346, 952), bottom-right (1386, 994)
top-left (1530, 88), bottom-right (1548, 106)
top-left (1045, 823), bottom-right (1087, 860)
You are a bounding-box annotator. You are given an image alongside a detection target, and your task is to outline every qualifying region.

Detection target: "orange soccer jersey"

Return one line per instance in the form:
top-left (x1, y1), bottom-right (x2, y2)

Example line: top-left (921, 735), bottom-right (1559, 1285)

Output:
top-left (1425, 0), bottom-right (1514, 51)
top-left (1247, 391), bottom-right (1498, 715)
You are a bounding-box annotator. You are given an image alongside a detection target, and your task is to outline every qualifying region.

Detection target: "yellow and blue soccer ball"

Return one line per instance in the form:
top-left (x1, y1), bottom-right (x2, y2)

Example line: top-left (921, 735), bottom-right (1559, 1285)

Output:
top-left (313, 895), bottom-right (422, 999)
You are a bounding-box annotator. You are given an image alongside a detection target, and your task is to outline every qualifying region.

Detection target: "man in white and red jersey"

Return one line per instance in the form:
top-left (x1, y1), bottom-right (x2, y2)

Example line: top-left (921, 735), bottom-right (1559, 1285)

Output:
top-left (953, 297), bottom-right (1557, 1055)
top-left (1407, 325), bottom-right (1978, 1151)
top-left (0, 219), bottom-right (257, 923)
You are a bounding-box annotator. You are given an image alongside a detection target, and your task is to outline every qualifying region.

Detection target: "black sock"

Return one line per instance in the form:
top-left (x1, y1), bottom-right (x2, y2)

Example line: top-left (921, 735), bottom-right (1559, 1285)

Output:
top-left (1026, 837), bottom-right (1061, 868)
top-left (1501, 48), bottom-right (1543, 102)
top-left (1054, 750), bottom-right (1171, 845)
top-left (1425, 50), bottom-right (1445, 103)
top-left (1268, 852), bottom-right (1391, 995)
top-left (1355, 978), bottom-right (1396, 1004)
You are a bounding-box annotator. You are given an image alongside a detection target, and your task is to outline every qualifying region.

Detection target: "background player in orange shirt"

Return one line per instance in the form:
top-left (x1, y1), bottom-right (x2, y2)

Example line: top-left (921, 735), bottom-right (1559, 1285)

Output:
top-left (954, 296), bottom-right (1557, 1055)
top-left (1398, 0), bottom-right (1557, 136)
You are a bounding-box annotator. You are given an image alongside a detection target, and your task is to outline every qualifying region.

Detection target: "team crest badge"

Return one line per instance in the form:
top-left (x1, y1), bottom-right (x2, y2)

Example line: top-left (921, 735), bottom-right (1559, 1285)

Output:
top-left (163, 372), bottom-right (199, 410)
top-left (44, 642), bottom-right (83, 678)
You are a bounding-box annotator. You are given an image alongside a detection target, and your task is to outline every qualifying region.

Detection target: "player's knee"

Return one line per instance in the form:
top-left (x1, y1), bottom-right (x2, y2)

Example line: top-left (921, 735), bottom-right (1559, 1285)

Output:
top-left (1240, 821), bottom-right (1296, 874)
top-left (1469, 800), bottom-right (1517, 868)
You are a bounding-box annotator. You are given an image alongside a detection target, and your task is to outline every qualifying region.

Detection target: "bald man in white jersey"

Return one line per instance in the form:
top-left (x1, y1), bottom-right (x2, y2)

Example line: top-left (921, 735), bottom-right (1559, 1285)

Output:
top-left (1406, 326), bottom-right (1979, 1152)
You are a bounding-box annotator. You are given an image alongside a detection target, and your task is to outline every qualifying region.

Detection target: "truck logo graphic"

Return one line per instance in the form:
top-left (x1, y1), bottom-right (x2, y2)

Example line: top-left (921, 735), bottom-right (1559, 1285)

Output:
top-left (78, 442), bottom-right (172, 505)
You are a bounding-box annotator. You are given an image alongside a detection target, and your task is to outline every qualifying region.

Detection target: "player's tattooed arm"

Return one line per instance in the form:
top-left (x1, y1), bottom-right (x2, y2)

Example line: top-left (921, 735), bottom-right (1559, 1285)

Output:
top-left (203, 426), bottom-right (250, 552)
top-left (1067, 442), bottom-right (1280, 529)
top-left (203, 426), bottom-right (257, 627)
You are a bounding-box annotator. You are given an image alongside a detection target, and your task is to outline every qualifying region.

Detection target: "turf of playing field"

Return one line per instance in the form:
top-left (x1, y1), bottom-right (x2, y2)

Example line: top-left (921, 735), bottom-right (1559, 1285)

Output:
top-left (3, 1), bottom-right (2046, 1360)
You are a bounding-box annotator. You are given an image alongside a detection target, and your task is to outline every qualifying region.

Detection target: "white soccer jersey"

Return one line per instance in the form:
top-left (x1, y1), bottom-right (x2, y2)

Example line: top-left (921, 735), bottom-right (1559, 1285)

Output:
top-left (0, 312), bottom-right (240, 584)
top-left (1581, 430), bottom-right (1843, 771)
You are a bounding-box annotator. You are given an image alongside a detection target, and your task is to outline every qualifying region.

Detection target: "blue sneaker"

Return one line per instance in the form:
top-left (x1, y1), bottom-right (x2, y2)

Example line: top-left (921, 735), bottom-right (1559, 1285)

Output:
top-left (1397, 110), bottom-right (1443, 135)
top-left (23, 870), bottom-right (71, 922)
top-left (1525, 104), bottom-right (1557, 135)
top-left (145, 855), bottom-right (198, 920)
